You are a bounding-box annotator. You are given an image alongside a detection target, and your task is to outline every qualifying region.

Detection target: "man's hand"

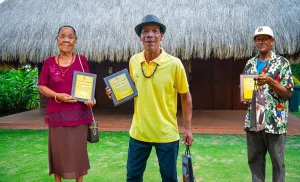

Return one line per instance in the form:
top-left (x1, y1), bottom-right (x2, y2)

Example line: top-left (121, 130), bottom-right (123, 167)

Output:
top-left (182, 129), bottom-right (194, 146)
top-left (257, 74), bottom-right (270, 86)
top-left (105, 87), bottom-right (112, 99)
top-left (243, 100), bottom-right (252, 105)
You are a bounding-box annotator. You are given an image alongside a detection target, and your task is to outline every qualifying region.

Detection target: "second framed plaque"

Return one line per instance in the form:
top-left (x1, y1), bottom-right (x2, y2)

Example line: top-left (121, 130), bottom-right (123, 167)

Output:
top-left (104, 68), bottom-right (138, 106)
top-left (240, 74), bottom-right (258, 102)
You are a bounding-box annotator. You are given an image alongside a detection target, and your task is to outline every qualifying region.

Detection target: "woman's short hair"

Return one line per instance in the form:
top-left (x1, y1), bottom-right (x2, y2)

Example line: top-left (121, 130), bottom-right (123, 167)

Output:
top-left (57, 25), bottom-right (77, 39)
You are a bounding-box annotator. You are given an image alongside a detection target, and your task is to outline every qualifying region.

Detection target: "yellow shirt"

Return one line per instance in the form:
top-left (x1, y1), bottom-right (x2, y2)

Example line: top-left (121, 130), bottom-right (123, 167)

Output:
top-left (129, 49), bottom-right (189, 142)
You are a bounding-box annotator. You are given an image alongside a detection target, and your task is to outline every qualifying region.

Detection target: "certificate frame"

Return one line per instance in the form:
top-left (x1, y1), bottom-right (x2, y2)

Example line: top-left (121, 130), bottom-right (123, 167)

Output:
top-left (71, 71), bottom-right (97, 102)
top-left (240, 74), bottom-right (258, 102)
top-left (103, 68), bottom-right (138, 106)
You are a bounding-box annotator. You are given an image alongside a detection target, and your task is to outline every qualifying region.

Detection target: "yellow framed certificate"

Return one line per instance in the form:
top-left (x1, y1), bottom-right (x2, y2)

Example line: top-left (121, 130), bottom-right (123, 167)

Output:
top-left (103, 69), bottom-right (138, 106)
top-left (71, 71), bottom-right (97, 102)
top-left (240, 74), bottom-right (258, 101)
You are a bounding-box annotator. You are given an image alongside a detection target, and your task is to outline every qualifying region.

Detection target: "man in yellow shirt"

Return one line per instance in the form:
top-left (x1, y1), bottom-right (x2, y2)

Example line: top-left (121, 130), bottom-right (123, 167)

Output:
top-left (106, 14), bottom-right (193, 181)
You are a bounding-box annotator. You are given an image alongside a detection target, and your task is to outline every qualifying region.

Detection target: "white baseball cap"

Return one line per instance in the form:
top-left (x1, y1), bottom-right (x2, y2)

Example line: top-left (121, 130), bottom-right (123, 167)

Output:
top-left (251, 26), bottom-right (274, 39)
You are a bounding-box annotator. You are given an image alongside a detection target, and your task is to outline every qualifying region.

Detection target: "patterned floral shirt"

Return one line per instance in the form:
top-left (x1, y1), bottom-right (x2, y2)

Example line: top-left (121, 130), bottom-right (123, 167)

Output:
top-left (243, 51), bottom-right (294, 134)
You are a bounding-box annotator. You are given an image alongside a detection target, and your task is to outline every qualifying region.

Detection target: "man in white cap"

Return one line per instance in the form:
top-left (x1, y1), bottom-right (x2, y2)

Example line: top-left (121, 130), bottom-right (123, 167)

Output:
top-left (106, 14), bottom-right (194, 181)
top-left (243, 26), bottom-right (294, 182)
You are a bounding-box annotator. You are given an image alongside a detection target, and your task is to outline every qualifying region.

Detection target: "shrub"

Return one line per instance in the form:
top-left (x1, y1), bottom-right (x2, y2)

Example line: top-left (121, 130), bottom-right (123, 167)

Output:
top-left (0, 65), bottom-right (40, 116)
top-left (292, 75), bottom-right (300, 85)
top-left (291, 64), bottom-right (300, 80)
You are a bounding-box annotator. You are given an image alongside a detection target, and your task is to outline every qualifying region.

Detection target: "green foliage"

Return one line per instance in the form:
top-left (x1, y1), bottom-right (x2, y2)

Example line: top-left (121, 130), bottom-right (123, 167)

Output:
top-left (291, 63), bottom-right (300, 81)
top-left (0, 65), bottom-right (40, 116)
top-left (291, 111), bottom-right (300, 118)
top-left (0, 131), bottom-right (300, 182)
top-left (292, 75), bottom-right (300, 85)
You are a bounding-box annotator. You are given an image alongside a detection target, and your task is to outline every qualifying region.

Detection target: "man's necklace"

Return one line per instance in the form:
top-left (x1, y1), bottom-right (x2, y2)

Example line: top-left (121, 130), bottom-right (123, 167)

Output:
top-left (57, 54), bottom-right (75, 78)
top-left (141, 63), bottom-right (159, 78)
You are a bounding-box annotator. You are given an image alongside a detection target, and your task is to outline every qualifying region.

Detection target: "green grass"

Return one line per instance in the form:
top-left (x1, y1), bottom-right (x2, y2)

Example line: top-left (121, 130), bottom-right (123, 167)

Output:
top-left (290, 111), bottom-right (300, 118)
top-left (0, 130), bottom-right (299, 182)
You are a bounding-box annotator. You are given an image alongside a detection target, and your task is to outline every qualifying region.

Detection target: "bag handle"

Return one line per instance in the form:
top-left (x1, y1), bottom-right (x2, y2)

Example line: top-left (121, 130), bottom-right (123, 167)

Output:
top-left (185, 139), bottom-right (191, 156)
top-left (78, 55), bottom-right (97, 134)
top-left (90, 108), bottom-right (97, 135)
top-left (185, 146), bottom-right (191, 156)
top-left (253, 77), bottom-right (259, 90)
top-left (78, 55), bottom-right (85, 73)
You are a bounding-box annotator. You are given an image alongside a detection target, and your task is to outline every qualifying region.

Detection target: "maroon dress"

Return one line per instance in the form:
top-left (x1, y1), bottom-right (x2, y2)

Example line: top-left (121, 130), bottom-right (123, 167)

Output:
top-left (38, 55), bottom-right (93, 179)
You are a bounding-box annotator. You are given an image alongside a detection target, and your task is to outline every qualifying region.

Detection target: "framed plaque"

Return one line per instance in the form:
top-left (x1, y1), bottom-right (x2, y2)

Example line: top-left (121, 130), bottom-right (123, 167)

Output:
top-left (240, 74), bottom-right (258, 101)
top-left (103, 68), bottom-right (138, 106)
top-left (71, 71), bottom-right (97, 102)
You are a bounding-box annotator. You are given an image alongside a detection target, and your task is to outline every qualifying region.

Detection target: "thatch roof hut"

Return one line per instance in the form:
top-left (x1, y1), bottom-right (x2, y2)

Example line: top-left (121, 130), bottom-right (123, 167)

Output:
top-left (0, 0), bottom-right (300, 64)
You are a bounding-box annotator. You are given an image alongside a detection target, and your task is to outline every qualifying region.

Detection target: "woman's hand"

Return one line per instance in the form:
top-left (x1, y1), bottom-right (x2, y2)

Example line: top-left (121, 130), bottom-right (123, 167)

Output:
top-left (105, 87), bottom-right (112, 100)
top-left (56, 93), bottom-right (77, 103)
top-left (84, 99), bottom-right (96, 107)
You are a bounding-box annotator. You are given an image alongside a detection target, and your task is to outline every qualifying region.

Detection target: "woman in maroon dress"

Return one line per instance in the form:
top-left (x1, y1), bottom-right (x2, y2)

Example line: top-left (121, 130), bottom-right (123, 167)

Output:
top-left (38, 26), bottom-right (96, 182)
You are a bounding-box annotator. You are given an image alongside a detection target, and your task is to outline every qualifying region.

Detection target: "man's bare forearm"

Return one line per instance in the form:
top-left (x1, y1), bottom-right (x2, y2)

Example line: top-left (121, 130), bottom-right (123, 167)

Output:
top-left (181, 92), bottom-right (192, 130)
top-left (267, 77), bottom-right (292, 100)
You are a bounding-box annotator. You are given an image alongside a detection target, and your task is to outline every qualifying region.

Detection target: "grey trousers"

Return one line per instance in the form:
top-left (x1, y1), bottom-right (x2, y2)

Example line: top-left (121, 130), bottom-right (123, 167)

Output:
top-left (247, 131), bottom-right (286, 182)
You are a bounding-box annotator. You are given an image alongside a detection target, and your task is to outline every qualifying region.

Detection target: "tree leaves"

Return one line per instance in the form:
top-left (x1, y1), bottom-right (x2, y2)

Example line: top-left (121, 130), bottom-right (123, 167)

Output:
top-left (0, 66), bottom-right (39, 116)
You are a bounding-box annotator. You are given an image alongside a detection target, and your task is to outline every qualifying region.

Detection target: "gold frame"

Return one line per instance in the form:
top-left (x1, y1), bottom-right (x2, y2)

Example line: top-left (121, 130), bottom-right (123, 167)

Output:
top-left (240, 74), bottom-right (258, 101)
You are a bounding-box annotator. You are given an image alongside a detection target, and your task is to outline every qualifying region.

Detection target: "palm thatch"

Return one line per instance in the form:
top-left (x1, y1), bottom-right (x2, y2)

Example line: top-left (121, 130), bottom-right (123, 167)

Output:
top-left (0, 0), bottom-right (299, 63)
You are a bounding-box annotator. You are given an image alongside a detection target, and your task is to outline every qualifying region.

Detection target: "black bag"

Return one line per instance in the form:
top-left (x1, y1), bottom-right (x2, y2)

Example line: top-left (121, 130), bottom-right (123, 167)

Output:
top-left (182, 145), bottom-right (195, 182)
top-left (88, 120), bottom-right (99, 143)
top-left (250, 79), bottom-right (266, 131)
top-left (78, 55), bottom-right (99, 143)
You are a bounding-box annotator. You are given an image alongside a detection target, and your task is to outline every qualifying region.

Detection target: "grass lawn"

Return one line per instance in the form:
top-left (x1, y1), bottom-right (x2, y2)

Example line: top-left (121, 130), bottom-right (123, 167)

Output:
top-left (290, 111), bottom-right (300, 118)
top-left (0, 130), bottom-right (299, 182)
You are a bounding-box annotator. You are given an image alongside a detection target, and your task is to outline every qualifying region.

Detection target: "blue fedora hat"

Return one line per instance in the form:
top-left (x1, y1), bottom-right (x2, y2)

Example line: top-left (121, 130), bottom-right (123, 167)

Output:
top-left (134, 14), bottom-right (166, 36)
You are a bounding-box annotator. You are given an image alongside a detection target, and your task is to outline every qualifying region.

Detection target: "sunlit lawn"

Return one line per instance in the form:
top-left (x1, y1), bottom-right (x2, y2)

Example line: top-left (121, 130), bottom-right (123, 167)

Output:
top-left (0, 130), bottom-right (299, 182)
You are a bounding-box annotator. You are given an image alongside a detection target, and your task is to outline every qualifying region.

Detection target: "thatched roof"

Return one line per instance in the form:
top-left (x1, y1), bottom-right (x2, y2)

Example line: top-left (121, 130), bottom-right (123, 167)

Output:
top-left (0, 0), bottom-right (300, 63)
